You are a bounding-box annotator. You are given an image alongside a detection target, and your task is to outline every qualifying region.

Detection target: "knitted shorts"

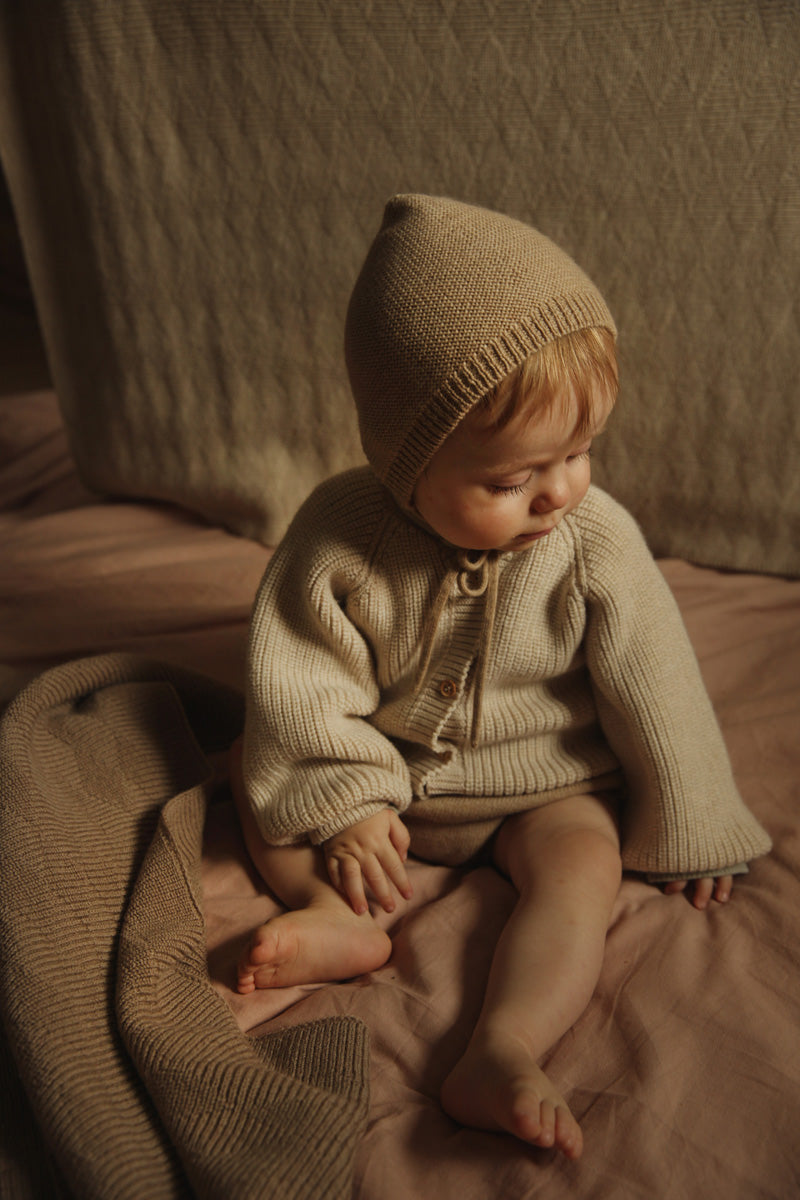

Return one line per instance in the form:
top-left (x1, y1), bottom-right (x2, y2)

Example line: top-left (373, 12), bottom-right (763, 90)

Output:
top-left (403, 771), bottom-right (624, 867)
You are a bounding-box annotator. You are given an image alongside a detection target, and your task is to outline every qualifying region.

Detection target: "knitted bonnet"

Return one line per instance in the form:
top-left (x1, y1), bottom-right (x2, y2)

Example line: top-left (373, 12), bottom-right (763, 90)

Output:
top-left (345, 194), bottom-right (616, 507)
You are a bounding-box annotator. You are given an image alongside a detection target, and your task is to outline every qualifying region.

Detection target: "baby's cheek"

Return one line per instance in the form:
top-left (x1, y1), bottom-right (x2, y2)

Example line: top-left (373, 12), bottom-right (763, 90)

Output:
top-left (576, 463), bottom-right (592, 498)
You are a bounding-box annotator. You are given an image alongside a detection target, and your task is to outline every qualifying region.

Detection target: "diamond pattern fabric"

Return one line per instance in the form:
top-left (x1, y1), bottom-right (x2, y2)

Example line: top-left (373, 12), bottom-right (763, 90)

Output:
top-left (0, 0), bottom-right (797, 572)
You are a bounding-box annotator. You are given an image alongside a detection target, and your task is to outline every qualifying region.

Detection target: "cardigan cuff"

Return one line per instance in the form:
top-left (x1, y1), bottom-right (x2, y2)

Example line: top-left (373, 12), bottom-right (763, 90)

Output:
top-left (645, 861), bottom-right (749, 884)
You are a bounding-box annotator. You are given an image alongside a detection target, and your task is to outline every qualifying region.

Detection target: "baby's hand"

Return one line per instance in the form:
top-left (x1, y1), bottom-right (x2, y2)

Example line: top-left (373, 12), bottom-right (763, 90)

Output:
top-left (325, 810), bottom-right (413, 915)
top-left (664, 874), bottom-right (734, 910)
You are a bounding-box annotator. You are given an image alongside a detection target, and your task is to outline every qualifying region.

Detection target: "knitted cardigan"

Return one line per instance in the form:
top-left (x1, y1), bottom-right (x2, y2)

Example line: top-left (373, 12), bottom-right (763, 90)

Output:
top-left (242, 469), bottom-right (771, 879)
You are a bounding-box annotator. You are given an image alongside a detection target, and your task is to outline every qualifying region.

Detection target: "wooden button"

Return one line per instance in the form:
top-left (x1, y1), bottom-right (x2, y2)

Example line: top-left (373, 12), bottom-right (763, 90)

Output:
top-left (439, 678), bottom-right (458, 698)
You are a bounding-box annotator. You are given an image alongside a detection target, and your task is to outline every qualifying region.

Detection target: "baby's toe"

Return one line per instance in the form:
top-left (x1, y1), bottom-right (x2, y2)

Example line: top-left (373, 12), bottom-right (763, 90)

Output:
top-left (555, 1106), bottom-right (583, 1159)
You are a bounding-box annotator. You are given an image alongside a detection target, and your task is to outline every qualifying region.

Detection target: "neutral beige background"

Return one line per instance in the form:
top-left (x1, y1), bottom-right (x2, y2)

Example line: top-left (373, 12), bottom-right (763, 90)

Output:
top-left (0, 0), bottom-right (797, 573)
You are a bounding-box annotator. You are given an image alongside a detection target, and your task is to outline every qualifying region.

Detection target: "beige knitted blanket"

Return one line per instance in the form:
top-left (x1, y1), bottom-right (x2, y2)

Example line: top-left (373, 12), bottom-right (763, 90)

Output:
top-left (0, 654), bottom-right (369, 1200)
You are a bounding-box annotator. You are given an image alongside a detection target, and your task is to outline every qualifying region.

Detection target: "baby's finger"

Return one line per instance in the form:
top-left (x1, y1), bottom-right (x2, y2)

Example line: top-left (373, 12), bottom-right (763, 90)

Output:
top-left (383, 851), bottom-right (413, 901)
top-left (691, 876), bottom-right (715, 910)
top-left (388, 813), bottom-right (411, 861)
top-left (325, 853), bottom-right (352, 904)
top-left (325, 852), bottom-right (341, 891)
top-left (663, 879), bottom-right (687, 895)
top-left (336, 855), bottom-right (370, 915)
top-left (361, 854), bottom-right (398, 913)
top-left (714, 875), bottom-right (733, 903)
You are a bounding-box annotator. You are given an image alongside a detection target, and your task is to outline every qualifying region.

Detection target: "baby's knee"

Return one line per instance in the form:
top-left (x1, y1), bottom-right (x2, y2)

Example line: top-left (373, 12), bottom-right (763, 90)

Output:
top-left (496, 799), bottom-right (622, 895)
top-left (532, 821), bottom-right (622, 897)
top-left (563, 826), bottom-right (622, 890)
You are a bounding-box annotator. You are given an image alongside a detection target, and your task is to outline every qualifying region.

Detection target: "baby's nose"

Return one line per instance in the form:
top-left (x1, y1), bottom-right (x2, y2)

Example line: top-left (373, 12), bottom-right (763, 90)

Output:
top-left (530, 472), bottom-right (569, 513)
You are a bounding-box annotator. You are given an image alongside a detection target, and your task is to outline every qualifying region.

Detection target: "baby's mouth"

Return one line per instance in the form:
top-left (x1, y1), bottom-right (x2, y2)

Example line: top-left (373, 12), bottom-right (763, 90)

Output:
top-left (514, 527), bottom-right (554, 543)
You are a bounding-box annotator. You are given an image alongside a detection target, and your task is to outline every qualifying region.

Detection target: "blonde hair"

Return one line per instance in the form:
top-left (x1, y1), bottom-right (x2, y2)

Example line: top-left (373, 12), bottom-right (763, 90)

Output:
top-left (473, 326), bottom-right (618, 437)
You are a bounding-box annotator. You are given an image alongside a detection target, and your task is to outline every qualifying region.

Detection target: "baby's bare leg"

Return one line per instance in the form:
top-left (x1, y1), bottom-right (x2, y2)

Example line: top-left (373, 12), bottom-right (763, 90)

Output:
top-left (440, 793), bottom-right (621, 1159)
top-left (230, 741), bottom-right (391, 993)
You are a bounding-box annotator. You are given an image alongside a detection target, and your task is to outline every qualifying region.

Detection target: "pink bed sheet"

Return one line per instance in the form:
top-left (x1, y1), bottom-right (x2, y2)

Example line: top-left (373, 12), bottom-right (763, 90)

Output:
top-left (0, 388), bottom-right (268, 704)
top-left (201, 567), bottom-right (800, 1198)
top-left (3, 383), bottom-right (800, 1197)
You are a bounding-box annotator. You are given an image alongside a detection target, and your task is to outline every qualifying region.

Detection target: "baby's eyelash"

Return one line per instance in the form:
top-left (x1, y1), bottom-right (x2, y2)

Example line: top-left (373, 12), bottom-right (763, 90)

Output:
top-left (488, 448), bottom-right (593, 496)
top-left (488, 482), bottom-right (529, 496)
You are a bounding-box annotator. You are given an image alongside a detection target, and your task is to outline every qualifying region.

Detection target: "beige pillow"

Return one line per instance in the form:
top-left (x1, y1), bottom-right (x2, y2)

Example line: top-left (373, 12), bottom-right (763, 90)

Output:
top-left (0, 1), bottom-right (797, 574)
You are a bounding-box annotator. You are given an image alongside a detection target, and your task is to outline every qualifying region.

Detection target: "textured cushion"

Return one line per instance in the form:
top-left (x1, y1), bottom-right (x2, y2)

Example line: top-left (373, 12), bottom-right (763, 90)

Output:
top-left (0, 1), bottom-right (798, 573)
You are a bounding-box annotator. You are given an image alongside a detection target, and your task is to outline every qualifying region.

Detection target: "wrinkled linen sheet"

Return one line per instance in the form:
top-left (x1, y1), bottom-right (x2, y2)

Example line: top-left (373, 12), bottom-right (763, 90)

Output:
top-left (204, 568), bottom-right (800, 1199)
top-left (2, 387), bottom-right (800, 1198)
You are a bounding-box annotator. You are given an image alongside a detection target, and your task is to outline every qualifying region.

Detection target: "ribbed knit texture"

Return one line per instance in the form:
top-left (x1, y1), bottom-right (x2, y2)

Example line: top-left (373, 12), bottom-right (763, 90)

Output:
top-left (1, 3), bottom-right (797, 574)
top-left (244, 472), bottom-right (771, 876)
top-left (0, 654), bottom-right (370, 1200)
top-left (345, 194), bottom-right (616, 507)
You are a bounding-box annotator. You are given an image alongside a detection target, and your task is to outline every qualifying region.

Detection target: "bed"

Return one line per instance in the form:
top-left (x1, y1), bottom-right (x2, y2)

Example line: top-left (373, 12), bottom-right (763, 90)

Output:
top-left (2, 4), bottom-right (799, 1198)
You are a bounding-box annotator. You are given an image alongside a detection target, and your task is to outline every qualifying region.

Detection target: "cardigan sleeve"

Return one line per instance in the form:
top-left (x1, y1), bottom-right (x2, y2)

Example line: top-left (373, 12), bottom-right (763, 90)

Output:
top-left (575, 489), bottom-right (771, 878)
top-left (242, 472), bottom-right (413, 846)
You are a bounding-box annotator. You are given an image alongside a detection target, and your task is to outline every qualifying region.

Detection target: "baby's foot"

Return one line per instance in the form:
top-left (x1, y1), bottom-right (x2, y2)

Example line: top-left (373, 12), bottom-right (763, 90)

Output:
top-left (237, 904), bottom-right (392, 993)
top-left (440, 1029), bottom-right (583, 1159)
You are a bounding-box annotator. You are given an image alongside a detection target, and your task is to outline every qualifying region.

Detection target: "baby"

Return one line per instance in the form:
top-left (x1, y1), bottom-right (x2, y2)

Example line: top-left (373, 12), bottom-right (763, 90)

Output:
top-left (232, 195), bottom-right (771, 1159)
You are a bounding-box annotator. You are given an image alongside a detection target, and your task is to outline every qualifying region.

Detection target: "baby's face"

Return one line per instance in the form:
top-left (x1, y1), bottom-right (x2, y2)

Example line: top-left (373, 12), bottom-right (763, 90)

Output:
top-left (412, 391), bottom-right (612, 553)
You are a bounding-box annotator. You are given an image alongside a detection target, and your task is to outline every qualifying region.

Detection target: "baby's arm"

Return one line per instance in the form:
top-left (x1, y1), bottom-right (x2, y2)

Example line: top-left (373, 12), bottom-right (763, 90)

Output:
top-left (580, 490), bottom-right (771, 879)
top-left (244, 476), bottom-right (415, 850)
top-left (325, 810), bottom-right (413, 915)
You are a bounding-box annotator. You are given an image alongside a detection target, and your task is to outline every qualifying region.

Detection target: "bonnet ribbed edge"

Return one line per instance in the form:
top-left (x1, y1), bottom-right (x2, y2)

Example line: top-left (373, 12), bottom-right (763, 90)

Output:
top-left (345, 194), bottom-right (616, 507)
